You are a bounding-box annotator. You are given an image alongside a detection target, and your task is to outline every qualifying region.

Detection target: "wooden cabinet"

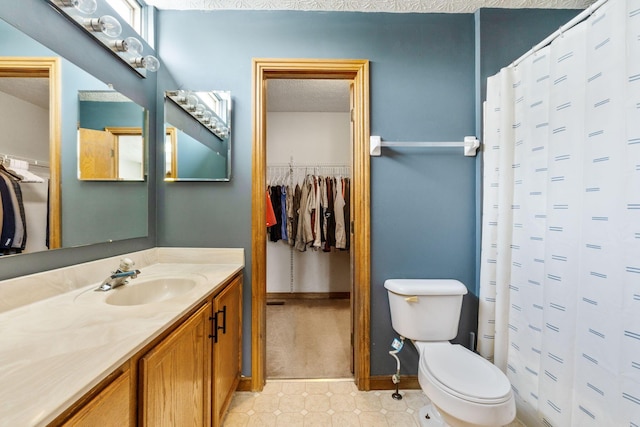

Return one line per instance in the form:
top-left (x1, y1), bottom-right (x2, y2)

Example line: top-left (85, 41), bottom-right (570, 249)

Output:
top-left (139, 303), bottom-right (211, 427)
top-left (212, 274), bottom-right (242, 427)
top-left (138, 272), bottom-right (242, 427)
top-left (61, 369), bottom-right (131, 427)
top-left (50, 272), bottom-right (242, 427)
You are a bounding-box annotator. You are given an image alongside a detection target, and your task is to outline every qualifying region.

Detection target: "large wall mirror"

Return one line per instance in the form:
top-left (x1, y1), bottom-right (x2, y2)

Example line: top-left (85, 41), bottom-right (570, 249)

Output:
top-left (0, 17), bottom-right (148, 256)
top-left (164, 90), bottom-right (231, 181)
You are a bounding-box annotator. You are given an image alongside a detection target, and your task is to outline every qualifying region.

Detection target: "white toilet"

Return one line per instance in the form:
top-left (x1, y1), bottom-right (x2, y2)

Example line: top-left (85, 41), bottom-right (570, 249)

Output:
top-left (384, 279), bottom-right (516, 427)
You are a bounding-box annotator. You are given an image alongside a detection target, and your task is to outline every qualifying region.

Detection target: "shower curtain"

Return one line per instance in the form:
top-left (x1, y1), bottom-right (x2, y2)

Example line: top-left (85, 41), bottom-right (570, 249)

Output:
top-left (478, 1), bottom-right (640, 425)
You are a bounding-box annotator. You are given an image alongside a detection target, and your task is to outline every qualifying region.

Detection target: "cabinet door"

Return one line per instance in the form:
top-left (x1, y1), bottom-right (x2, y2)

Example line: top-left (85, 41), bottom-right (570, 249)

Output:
top-left (62, 370), bottom-right (131, 427)
top-left (212, 275), bottom-right (242, 426)
top-left (140, 303), bottom-right (211, 427)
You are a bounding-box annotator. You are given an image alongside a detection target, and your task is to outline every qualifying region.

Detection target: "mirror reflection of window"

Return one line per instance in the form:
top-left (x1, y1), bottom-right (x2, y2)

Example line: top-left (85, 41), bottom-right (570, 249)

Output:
top-left (105, 0), bottom-right (142, 36)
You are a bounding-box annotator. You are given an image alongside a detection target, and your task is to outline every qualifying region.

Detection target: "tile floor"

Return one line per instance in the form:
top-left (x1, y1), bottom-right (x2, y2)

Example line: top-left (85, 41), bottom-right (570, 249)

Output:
top-left (223, 379), bottom-right (429, 426)
top-left (223, 379), bottom-right (526, 426)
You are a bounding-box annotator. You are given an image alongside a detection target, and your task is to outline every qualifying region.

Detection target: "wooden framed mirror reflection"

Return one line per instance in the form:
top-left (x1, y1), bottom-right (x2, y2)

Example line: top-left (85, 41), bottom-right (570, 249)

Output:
top-left (0, 57), bottom-right (61, 251)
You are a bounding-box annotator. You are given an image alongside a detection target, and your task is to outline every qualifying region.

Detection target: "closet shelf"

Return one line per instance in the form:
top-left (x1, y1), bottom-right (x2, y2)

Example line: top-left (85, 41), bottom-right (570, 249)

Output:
top-left (369, 136), bottom-right (480, 157)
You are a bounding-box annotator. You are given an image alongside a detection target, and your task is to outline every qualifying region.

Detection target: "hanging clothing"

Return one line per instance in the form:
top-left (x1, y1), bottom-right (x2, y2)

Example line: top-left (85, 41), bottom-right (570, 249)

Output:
top-left (269, 186), bottom-right (283, 242)
top-left (334, 178), bottom-right (347, 250)
top-left (268, 168), bottom-right (350, 253)
top-left (295, 176), bottom-right (311, 251)
top-left (343, 177), bottom-right (351, 251)
top-left (280, 186), bottom-right (288, 241)
top-left (312, 176), bottom-right (323, 249)
top-left (286, 184), bottom-right (297, 246)
top-left (323, 176), bottom-right (336, 252)
top-left (0, 167), bottom-right (27, 252)
top-left (266, 189), bottom-right (277, 227)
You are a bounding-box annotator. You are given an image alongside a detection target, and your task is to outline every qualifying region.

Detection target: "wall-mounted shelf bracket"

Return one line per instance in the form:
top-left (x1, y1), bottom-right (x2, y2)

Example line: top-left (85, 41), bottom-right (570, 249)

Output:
top-left (369, 136), bottom-right (480, 157)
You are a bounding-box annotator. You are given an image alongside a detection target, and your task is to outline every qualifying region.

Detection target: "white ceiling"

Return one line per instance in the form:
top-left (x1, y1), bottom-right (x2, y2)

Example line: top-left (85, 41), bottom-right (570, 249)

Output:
top-left (145, 0), bottom-right (595, 13)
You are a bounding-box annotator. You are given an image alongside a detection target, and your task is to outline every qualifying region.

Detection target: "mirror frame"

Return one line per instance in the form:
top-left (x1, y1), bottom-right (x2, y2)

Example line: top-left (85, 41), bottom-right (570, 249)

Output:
top-left (0, 57), bottom-right (61, 248)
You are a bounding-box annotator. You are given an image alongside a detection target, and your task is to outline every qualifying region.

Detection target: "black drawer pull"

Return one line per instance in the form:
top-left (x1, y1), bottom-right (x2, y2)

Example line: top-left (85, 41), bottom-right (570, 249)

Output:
top-left (210, 306), bottom-right (227, 343)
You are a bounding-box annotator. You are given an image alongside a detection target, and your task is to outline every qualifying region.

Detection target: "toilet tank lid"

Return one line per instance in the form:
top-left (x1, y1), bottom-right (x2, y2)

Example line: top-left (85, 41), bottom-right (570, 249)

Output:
top-left (384, 279), bottom-right (468, 296)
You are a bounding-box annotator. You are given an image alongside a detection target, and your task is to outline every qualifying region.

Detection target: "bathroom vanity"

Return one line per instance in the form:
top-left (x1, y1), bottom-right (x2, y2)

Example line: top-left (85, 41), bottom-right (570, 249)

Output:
top-left (0, 248), bottom-right (244, 427)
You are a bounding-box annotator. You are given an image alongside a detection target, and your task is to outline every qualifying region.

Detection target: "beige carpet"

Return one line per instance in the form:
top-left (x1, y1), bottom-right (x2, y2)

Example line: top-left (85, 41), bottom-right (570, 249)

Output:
top-left (266, 298), bottom-right (352, 379)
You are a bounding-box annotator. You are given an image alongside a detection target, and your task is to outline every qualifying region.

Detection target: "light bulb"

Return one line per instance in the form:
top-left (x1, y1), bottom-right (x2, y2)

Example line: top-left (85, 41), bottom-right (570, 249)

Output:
top-left (123, 37), bottom-right (143, 55)
top-left (185, 93), bottom-right (199, 110)
top-left (84, 15), bottom-right (122, 38)
top-left (129, 55), bottom-right (160, 72)
top-left (55, 0), bottom-right (97, 14)
top-left (110, 36), bottom-right (142, 55)
top-left (176, 90), bottom-right (188, 104)
top-left (201, 111), bottom-right (212, 123)
top-left (194, 104), bottom-right (205, 117)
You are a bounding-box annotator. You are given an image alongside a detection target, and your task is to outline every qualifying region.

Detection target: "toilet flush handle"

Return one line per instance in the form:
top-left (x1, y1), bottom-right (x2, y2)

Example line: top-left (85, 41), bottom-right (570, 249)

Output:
top-left (404, 296), bottom-right (418, 303)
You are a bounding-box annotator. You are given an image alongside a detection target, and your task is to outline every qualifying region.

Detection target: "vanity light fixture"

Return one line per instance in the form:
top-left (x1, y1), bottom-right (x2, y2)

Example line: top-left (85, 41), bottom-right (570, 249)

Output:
top-left (54, 0), bottom-right (97, 14)
top-left (45, 0), bottom-right (159, 77)
top-left (166, 91), bottom-right (229, 140)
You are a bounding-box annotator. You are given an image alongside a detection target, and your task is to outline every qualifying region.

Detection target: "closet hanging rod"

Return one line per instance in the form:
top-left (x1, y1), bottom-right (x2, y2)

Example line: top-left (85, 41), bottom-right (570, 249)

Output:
top-left (0, 153), bottom-right (49, 168)
top-left (369, 136), bottom-right (480, 157)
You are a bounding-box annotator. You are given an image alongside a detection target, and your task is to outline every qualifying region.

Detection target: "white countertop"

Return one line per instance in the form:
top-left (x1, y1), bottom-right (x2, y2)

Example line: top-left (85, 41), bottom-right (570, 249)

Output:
top-left (0, 248), bottom-right (244, 427)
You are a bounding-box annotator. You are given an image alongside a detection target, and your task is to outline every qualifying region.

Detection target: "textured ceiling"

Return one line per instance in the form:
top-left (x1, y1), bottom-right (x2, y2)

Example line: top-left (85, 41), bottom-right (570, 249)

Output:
top-left (145, 0), bottom-right (596, 13)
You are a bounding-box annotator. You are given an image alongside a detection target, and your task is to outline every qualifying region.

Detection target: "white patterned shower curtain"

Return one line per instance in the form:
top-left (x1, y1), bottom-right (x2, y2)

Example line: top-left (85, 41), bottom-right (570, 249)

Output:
top-left (478, 0), bottom-right (640, 425)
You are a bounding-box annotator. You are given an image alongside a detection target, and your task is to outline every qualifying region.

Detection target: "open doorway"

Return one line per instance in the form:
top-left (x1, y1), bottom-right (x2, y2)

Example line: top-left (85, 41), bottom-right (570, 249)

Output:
top-left (265, 78), bottom-right (352, 379)
top-left (251, 58), bottom-right (371, 391)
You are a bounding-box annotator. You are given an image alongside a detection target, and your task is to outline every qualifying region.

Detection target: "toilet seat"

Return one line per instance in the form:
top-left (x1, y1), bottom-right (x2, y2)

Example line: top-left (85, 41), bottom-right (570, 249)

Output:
top-left (417, 342), bottom-right (512, 405)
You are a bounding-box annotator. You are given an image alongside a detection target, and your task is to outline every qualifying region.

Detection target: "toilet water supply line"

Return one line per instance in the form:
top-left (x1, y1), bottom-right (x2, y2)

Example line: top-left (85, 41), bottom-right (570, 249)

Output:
top-left (389, 336), bottom-right (405, 400)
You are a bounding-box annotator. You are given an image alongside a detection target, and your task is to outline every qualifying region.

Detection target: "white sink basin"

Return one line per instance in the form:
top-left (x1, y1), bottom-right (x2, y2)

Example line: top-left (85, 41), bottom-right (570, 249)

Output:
top-left (104, 277), bottom-right (197, 306)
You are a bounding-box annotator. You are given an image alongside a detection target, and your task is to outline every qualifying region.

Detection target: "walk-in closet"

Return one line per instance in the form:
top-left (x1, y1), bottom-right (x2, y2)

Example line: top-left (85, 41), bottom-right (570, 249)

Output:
top-left (266, 79), bottom-right (352, 379)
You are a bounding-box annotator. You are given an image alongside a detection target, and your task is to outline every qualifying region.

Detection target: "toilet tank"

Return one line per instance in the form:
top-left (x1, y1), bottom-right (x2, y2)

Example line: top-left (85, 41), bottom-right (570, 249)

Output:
top-left (384, 279), bottom-right (468, 341)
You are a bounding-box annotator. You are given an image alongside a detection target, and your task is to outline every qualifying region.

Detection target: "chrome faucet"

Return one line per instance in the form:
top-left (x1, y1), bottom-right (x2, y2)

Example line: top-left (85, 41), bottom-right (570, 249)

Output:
top-left (95, 257), bottom-right (141, 291)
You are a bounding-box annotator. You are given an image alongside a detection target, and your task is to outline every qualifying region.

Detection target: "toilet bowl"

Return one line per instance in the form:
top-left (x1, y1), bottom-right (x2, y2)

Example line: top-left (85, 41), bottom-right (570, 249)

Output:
top-left (384, 279), bottom-right (516, 427)
top-left (414, 341), bottom-right (515, 427)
